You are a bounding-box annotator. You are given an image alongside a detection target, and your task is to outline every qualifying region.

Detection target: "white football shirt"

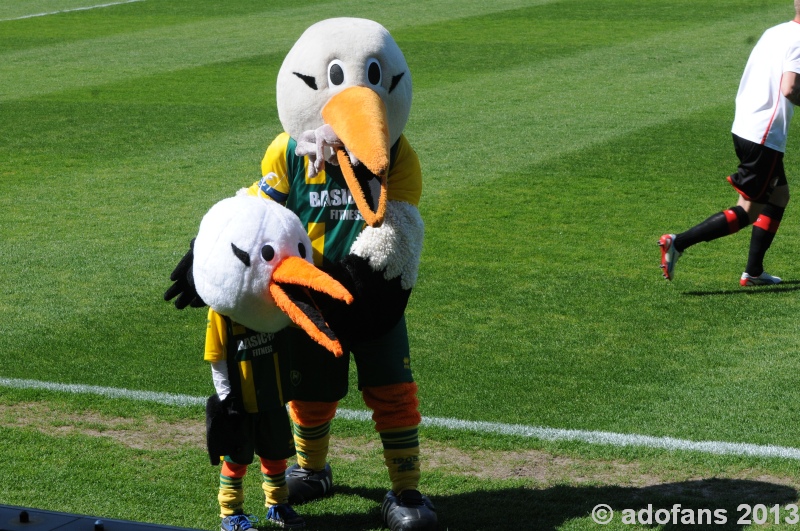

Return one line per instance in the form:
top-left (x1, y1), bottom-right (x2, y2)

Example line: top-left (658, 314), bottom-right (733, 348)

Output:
top-left (732, 20), bottom-right (800, 152)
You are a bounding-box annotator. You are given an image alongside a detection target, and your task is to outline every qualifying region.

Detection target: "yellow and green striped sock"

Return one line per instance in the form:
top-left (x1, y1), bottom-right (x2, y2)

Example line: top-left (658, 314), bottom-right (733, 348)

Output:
top-left (292, 421), bottom-right (330, 471)
top-left (380, 427), bottom-right (420, 494)
top-left (218, 471), bottom-right (245, 517)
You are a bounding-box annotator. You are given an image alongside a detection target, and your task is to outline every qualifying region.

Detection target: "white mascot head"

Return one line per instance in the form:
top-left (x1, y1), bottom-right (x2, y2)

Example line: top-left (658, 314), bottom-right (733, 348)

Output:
top-left (193, 194), bottom-right (352, 356)
top-left (277, 17), bottom-right (412, 146)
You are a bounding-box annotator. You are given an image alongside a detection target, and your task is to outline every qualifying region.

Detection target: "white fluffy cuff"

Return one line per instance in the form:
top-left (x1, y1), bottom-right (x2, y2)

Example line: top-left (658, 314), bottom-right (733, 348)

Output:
top-left (349, 200), bottom-right (424, 289)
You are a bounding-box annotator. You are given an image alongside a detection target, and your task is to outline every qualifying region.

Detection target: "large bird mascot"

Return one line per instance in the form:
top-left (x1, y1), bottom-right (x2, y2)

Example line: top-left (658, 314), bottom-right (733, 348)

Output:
top-left (165, 17), bottom-right (436, 531)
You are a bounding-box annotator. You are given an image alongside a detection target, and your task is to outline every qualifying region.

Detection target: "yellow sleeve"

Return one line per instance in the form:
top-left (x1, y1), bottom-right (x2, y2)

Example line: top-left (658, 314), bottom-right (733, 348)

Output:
top-left (387, 134), bottom-right (422, 206)
top-left (247, 132), bottom-right (294, 201)
top-left (204, 309), bottom-right (228, 362)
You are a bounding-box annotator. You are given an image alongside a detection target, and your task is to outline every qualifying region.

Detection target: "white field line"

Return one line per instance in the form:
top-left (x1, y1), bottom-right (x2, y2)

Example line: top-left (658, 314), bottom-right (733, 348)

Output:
top-left (0, 0), bottom-right (144, 22)
top-left (3, 376), bottom-right (800, 460)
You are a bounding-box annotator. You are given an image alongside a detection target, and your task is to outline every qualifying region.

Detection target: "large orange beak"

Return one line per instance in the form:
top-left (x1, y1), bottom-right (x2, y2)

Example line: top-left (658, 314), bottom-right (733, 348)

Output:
top-left (268, 256), bottom-right (353, 356)
top-left (321, 86), bottom-right (389, 227)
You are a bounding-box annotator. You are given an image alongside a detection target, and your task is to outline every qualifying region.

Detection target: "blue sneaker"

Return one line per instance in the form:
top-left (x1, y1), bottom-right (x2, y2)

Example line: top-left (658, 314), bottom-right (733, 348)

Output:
top-left (266, 504), bottom-right (305, 528)
top-left (221, 514), bottom-right (256, 531)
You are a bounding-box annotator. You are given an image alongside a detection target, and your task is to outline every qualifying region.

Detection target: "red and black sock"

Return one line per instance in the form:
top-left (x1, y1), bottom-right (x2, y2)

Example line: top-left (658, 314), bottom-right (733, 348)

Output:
top-left (745, 204), bottom-right (784, 277)
top-left (673, 205), bottom-right (750, 252)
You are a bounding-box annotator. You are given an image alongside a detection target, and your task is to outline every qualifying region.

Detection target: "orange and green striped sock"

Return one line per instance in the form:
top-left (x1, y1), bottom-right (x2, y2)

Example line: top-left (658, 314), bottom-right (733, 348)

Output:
top-left (218, 461), bottom-right (247, 517)
top-left (260, 458), bottom-right (288, 507)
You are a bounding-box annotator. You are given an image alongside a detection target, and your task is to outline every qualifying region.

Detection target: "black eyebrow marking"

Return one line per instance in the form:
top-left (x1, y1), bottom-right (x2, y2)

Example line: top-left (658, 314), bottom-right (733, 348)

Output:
top-left (231, 243), bottom-right (251, 267)
top-left (389, 72), bottom-right (404, 93)
top-left (293, 72), bottom-right (318, 90)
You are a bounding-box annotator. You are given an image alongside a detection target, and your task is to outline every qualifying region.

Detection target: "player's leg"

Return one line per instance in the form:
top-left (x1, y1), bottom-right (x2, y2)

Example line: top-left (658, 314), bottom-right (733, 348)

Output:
top-left (660, 134), bottom-right (775, 281)
top-left (743, 183), bottom-right (789, 285)
top-left (673, 201), bottom-right (755, 251)
top-left (659, 203), bottom-right (752, 280)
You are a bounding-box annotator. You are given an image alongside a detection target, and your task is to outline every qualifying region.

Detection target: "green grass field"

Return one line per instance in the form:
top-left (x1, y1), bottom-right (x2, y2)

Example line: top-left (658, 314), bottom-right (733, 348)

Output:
top-left (4, 0), bottom-right (800, 529)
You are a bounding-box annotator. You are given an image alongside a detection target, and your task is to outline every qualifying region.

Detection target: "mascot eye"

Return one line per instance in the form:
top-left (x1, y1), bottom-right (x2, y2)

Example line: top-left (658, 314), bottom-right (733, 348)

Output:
top-left (367, 59), bottom-right (381, 85)
top-left (261, 245), bottom-right (275, 262)
top-left (293, 72), bottom-right (318, 90)
top-left (389, 72), bottom-right (405, 94)
top-left (298, 242), bottom-right (307, 259)
top-left (328, 60), bottom-right (345, 86)
top-left (231, 243), bottom-right (251, 267)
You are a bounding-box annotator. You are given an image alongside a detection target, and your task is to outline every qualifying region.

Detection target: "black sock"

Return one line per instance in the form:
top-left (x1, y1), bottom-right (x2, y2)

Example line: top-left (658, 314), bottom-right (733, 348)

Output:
top-left (745, 204), bottom-right (785, 277)
top-left (673, 205), bottom-right (750, 252)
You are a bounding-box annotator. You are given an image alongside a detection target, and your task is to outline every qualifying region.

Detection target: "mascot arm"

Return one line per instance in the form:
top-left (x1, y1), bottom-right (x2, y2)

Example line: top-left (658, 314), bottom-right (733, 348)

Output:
top-left (164, 238), bottom-right (207, 309)
top-left (321, 200), bottom-right (424, 341)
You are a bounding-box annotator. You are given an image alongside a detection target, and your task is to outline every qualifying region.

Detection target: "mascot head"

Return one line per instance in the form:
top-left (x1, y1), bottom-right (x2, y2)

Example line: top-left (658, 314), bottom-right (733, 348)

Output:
top-left (193, 194), bottom-right (352, 356)
top-left (276, 18), bottom-right (412, 227)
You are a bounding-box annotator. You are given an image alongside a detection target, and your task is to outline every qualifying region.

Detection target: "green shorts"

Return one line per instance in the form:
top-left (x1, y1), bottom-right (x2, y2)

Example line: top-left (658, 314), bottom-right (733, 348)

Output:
top-left (284, 316), bottom-right (414, 402)
top-left (225, 407), bottom-right (295, 465)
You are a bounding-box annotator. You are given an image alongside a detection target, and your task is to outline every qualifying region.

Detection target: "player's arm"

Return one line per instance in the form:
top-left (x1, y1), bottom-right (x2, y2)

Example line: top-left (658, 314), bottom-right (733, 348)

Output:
top-left (781, 71), bottom-right (800, 106)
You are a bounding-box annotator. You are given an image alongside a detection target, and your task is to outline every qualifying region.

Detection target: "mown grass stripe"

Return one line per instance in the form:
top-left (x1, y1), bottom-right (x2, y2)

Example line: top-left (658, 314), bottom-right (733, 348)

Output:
top-left (3, 377), bottom-right (800, 461)
top-left (0, 0), bottom-right (144, 22)
top-left (411, 4), bottom-right (786, 193)
top-left (0, 0), bottom-right (552, 103)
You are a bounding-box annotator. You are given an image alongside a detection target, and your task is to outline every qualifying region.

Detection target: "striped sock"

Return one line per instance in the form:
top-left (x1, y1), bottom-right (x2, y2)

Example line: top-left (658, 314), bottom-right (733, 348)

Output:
top-left (292, 421), bottom-right (330, 471)
top-left (260, 458), bottom-right (288, 507)
top-left (218, 461), bottom-right (247, 517)
top-left (380, 427), bottom-right (421, 494)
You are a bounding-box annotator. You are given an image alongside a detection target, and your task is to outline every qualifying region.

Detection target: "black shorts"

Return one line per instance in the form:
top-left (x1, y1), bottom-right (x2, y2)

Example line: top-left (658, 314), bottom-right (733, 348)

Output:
top-left (727, 134), bottom-right (786, 203)
top-left (225, 407), bottom-right (295, 464)
top-left (282, 316), bottom-right (415, 403)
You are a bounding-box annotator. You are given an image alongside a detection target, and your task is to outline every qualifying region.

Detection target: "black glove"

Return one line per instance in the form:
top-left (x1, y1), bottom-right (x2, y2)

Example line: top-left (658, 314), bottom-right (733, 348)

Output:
top-left (164, 238), bottom-right (206, 309)
top-left (205, 393), bottom-right (246, 466)
top-left (318, 254), bottom-right (412, 342)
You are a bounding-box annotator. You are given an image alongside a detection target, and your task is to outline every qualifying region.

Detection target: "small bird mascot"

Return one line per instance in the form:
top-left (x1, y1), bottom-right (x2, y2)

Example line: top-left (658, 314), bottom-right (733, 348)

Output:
top-left (193, 194), bottom-right (351, 530)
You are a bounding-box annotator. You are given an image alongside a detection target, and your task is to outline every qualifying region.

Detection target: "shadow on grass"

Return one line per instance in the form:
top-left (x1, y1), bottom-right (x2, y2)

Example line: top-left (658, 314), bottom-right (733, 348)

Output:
top-left (683, 280), bottom-right (800, 297)
top-left (289, 479), bottom-right (797, 530)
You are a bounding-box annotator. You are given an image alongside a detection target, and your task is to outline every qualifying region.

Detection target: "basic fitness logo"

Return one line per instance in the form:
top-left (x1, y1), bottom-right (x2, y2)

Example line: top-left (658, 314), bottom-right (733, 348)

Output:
top-left (237, 332), bottom-right (275, 358)
top-left (308, 189), bottom-right (364, 221)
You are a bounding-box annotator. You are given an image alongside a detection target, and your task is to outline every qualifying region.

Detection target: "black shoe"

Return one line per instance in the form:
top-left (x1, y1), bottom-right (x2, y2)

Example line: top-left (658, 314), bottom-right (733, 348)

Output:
top-left (381, 490), bottom-right (437, 531)
top-left (285, 463), bottom-right (333, 504)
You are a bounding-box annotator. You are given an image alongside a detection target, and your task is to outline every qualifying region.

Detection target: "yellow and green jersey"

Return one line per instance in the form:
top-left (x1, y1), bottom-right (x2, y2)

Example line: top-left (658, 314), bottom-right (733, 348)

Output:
top-left (204, 309), bottom-right (291, 414)
top-left (248, 132), bottom-right (422, 267)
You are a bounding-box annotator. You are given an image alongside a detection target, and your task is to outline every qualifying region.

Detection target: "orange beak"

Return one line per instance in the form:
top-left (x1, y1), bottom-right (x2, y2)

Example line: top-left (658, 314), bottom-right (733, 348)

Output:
top-left (268, 256), bottom-right (353, 356)
top-left (321, 86), bottom-right (390, 227)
